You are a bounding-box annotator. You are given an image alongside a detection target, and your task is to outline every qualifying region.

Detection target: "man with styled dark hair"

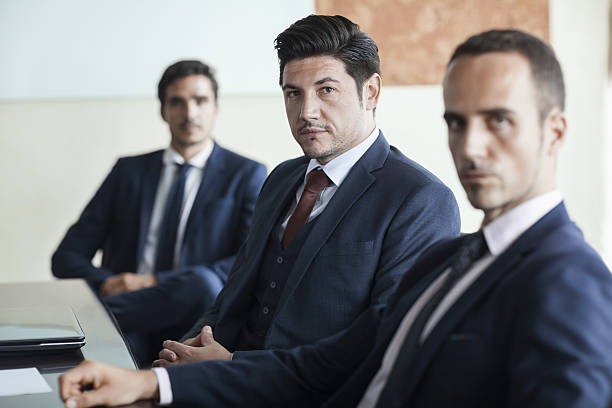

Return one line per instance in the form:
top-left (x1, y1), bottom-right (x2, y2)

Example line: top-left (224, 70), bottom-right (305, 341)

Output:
top-left (60, 28), bottom-right (612, 408)
top-left (147, 13), bottom-right (458, 368)
top-left (275, 14), bottom-right (381, 98)
top-left (52, 59), bottom-right (267, 366)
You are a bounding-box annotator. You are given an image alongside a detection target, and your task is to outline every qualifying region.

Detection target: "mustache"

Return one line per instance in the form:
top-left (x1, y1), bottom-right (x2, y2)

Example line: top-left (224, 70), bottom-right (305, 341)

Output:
top-left (298, 121), bottom-right (331, 133)
top-left (457, 159), bottom-right (494, 175)
top-left (180, 120), bottom-right (202, 128)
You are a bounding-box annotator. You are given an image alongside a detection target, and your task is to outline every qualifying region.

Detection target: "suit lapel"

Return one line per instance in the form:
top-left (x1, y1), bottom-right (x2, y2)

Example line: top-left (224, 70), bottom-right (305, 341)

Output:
top-left (220, 159), bottom-right (307, 308)
top-left (249, 161), bottom-right (307, 261)
top-left (402, 203), bottom-right (571, 401)
top-left (181, 144), bottom-right (226, 250)
top-left (136, 151), bottom-right (163, 263)
top-left (275, 133), bottom-right (390, 313)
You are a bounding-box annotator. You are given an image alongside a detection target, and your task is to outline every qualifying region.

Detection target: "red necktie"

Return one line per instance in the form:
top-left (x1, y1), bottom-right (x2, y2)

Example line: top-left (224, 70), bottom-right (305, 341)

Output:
top-left (282, 169), bottom-right (331, 248)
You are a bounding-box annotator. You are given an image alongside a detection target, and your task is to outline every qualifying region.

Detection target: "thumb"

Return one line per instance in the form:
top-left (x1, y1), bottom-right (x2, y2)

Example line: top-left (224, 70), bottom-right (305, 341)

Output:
top-left (200, 325), bottom-right (215, 346)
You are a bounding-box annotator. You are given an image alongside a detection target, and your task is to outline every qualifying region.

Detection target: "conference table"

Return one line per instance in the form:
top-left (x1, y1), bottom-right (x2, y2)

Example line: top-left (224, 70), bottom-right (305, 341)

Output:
top-left (0, 279), bottom-right (151, 408)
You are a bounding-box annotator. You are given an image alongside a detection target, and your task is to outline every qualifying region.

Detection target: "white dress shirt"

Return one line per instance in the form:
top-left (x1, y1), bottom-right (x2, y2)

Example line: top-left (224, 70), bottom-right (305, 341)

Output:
top-left (358, 190), bottom-right (563, 407)
top-left (278, 127), bottom-right (380, 238)
top-left (153, 127), bottom-right (380, 405)
top-left (136, 140), bottom-right (214, 275)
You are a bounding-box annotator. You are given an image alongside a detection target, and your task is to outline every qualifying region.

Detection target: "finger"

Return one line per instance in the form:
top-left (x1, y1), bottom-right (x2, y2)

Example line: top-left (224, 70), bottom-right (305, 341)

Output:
top-left (200, 326), bottom-right (215, 346)
top-left (152, 359), bottom-right (171, 368)
top-left (158, 348), bottom-right (177, 362)
top-left (65, 387), bottom-right (110, 408)
top-left (59, 361), bottom-right (97, 401)
top-left (162, 340), bottom-right (187, 355)
top-left (183, 335), bottom-right (200, 347)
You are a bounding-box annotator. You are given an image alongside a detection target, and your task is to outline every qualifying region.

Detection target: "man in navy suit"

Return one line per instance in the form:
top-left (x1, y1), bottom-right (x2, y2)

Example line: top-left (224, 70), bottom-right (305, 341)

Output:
top-left (52, 60), bottom-right (267, 366)
top-left (148, 14), bottom-right (459, 367)
top-left (59, 29), bottom-right (612, 408)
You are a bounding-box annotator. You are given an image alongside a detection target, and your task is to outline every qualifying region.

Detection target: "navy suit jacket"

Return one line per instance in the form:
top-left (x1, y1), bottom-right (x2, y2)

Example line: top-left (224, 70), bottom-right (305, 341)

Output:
top-left (183, 132), bottom-right (461, 354)
top-left (52, 143), bottom-right (267, 289)
top-left (166, 203), bottom-right (612, 408)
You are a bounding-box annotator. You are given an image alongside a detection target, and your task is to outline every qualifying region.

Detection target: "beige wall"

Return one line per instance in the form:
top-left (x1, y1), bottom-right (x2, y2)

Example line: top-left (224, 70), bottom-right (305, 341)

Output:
top-left (0, 0), bottom-right (609, 283)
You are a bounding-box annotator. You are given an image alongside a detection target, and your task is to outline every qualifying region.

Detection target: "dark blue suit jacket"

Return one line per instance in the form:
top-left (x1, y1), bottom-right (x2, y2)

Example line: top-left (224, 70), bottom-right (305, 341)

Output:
top-left (166, 203), bottom-right (612, 407)
top-left (51, 144), bottom-right (267, 289)
top-left (183, 132), bottom-right (461, 354)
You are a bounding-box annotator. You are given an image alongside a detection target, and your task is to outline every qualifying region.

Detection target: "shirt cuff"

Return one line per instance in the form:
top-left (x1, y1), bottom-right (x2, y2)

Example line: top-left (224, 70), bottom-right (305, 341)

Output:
top-left (151, 367), bottom-right (173, 406)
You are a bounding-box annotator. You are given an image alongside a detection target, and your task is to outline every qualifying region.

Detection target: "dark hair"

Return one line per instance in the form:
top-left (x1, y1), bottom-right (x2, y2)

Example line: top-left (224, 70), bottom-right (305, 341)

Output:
top-left (157, 60), bottom-right (219, 106)
top-left (274, 14), bottom-right (380, 99)
top-left (448, 29), bottom-right (565, 119)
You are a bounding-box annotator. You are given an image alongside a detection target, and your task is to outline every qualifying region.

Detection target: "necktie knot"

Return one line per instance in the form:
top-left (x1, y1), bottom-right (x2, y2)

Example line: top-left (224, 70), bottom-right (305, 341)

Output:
top-left (281, 169), bottom-right (331, 248)
top-left (451, 231), bottom-right (488, 277)
top-left (304, 169), bottom-right (331, 194)
top-left (176, 162), bottom-right (193, 178)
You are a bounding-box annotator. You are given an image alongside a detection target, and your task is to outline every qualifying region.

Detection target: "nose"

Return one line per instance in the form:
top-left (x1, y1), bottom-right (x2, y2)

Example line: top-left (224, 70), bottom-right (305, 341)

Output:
top-left (186, 100), bottom-right (199, 121)
top-left (459, 121), bottom-right (489, 159)
top-left (299, 92), bottom-right (320, 121)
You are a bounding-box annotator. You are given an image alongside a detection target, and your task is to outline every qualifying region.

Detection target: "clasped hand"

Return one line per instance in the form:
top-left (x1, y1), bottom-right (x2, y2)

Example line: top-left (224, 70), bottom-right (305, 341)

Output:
top-left (153, 325), bottom-right (232, 367)
top-left (100, 273), bottom-right (157, 297)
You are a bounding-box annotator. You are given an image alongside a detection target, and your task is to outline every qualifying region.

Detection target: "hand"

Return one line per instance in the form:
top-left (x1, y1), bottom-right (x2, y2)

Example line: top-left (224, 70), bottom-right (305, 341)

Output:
top-left (59, 360), bottom-right (158, 408)
top-left (100, 273), bottom-right (156, 297)
top-left (152, 326), bottom-right (231, 367)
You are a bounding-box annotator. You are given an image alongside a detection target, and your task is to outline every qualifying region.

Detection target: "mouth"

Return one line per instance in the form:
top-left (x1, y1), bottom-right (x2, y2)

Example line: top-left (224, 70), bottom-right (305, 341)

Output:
top-left (181, 122), bottom-right (201, 131)
top-left (299, 128), bottom-right (328, 141)
top-left (459, 171), bottom-right (492, 182)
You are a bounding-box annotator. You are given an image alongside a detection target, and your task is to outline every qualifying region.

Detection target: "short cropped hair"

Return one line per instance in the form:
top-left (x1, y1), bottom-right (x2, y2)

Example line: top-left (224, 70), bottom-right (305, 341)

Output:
top-left (157, 60), bottom-right (219, 106)
top-left (274, 14), bottom-right (380, 99)
top-left (448, 29), bottom-right (565, 120)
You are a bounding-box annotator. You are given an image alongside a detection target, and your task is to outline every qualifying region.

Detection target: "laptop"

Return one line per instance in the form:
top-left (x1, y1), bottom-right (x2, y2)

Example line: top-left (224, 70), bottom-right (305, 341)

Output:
top-left (0, 306), bottom-right (86, 352)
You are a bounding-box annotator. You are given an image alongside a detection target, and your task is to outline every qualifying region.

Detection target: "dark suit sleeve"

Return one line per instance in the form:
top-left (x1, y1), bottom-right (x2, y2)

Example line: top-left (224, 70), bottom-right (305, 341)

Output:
top-left (370, 181), bottom-right (460, 308)
top-left (167, 305), bottom-right (384, 407)
top-left (156, 162), bottom-right (266, 285)
top-left (51, 161), bottom-right (120, 289)
top-left (507, 254), bottom-right (612, 407)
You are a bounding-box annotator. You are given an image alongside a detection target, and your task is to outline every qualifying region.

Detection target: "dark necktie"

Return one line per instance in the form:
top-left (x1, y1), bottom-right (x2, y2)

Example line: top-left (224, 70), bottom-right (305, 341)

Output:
top-left (282, 169), bottom-right (331, 248)
top-left (375, 231), bottom-right (488, 407)
top-left (155, 163), bottom-right (193, 272)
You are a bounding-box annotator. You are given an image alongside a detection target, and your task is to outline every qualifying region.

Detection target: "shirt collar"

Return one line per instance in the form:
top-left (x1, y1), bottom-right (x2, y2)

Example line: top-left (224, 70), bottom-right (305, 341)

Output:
top-left (304, 127), bottom-right (380, 186)
top-left (482, 190), bottom-right (563, 256)
top-left (162, 139), bottom-right (214, 170)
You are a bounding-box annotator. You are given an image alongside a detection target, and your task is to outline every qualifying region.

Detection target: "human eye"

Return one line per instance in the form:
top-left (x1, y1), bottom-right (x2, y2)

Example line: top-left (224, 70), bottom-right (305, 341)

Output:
top-left (487, 114), bottom-right (511, 131)
top-left (285, 89), bottom-right (300, 99)
top-left (319, 86), bottom-right (335, 95)
top-left (167, 97), bottom-right (182, 107)
top-left (195, 96), bottom-right (209, 105)
top-left (443, 115), bottom-right (465, 132)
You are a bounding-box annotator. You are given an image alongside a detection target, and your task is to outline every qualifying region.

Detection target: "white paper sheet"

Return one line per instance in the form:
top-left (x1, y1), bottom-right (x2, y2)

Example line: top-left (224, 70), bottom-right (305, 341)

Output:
top-left (0, 367), bottom-right (52, 396)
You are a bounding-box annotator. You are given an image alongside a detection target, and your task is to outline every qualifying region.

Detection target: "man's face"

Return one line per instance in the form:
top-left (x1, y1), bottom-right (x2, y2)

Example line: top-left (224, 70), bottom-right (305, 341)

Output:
top-left (282, 56), bottom-right (377, 164)
top-left (162, 74), bottom-right (218, 153)
top-left (443, 52), bottom-right (562, 223)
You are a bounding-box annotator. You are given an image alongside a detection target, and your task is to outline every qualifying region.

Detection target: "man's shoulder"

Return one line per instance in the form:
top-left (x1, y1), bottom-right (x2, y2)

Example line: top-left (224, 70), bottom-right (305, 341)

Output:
top-left (530, 221), bottom-right (608, 273)
top-left (505, 213), bottom-right (612, 297)
top-left (114, 149), bottom-right (164, 168)
top-left (381, 145), bottom-right (449, 190)
top-left (213, 144), bottom-right (266, 170)
top-left (267, 156), bottom-right (309, 178)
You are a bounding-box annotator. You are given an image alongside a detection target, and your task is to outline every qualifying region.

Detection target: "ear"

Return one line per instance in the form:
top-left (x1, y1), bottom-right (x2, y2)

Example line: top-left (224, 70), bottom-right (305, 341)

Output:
top-left (543, 108), bottom-right (566, 156)
top-left (363, 73), bottom-right (382, 111)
